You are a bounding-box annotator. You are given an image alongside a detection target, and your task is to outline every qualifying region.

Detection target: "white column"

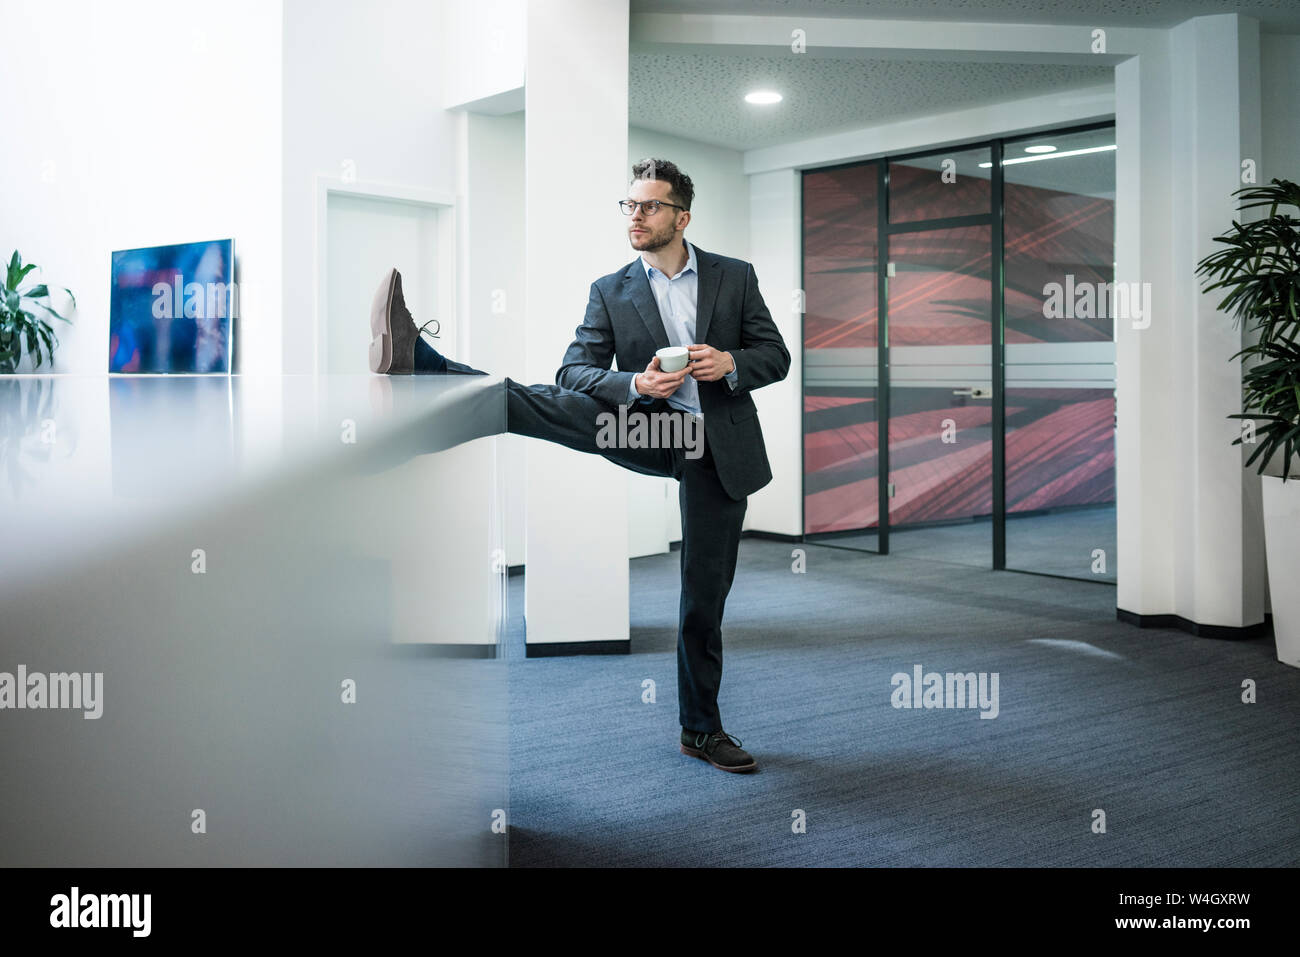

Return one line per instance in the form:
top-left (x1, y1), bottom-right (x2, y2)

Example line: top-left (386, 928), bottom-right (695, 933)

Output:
top-left (1116, 14), bottom-right (1266, 627)
top-left (1115, 34), bottom-right (1176, 617)
top-left (523, 0), bottom-right (632, 647)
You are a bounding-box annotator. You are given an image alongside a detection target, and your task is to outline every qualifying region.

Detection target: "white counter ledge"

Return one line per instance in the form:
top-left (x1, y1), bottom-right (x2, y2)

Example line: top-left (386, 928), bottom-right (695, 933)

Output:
top-left (0, 372), bottom-right (509, 866)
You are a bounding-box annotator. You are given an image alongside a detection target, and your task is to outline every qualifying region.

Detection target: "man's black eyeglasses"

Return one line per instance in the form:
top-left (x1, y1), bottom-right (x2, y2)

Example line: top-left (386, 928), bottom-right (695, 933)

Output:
top-left (619, 199), bottom-right (688, 215)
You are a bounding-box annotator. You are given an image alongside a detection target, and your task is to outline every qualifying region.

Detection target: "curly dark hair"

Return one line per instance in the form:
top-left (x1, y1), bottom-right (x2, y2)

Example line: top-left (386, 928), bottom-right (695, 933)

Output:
top-left (631, 157), bottom-right (694, 211)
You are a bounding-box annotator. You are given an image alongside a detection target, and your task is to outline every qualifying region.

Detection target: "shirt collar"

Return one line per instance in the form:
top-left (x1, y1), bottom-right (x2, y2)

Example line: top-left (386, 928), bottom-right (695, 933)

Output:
top-left (641, 238), bottom-right (696, 281)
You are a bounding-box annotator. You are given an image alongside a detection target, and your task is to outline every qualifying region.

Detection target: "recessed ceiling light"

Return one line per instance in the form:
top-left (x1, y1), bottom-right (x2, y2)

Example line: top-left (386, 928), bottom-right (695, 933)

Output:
top-left (1024, 145), bottom-right (1057, 154)
top-left (744, 90), bottom-right (782, 105)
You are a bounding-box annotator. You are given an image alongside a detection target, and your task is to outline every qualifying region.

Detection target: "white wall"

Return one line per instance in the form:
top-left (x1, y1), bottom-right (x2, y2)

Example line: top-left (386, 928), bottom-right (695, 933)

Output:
top-left (441, 0), bottom-right (526, 112)
top-left (281, 0), bottom-right (458, 374)
top-left (0, 0), bottom-right (283, 375)
top-left (746, 168), bottom-right (804, 537)
top-left (745, 83), bottom-right (1114, 176)
top-left (324, 194), bottom-right (440, 373)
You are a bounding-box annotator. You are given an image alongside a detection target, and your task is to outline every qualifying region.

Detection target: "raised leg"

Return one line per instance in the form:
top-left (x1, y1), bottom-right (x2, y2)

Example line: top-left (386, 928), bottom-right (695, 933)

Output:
top-left (503, 379), bottom-right (683, 479)
top-left (421, 335), bottom-right (679, 479)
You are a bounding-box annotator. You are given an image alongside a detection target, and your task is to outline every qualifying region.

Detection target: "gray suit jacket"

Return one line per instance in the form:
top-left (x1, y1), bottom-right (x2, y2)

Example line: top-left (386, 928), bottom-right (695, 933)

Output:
top-left (555, 243), bottom-right (791, 500)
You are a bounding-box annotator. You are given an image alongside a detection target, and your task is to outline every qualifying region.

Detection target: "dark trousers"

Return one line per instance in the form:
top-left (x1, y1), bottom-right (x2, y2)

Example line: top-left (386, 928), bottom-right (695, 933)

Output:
top-left (444, 357), bottom-right (746, 732)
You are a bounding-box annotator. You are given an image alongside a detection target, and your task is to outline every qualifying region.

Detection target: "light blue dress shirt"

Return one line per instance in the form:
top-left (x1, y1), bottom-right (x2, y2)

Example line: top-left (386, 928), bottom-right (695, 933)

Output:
top-left (627, 238), bottom-right (740, 416)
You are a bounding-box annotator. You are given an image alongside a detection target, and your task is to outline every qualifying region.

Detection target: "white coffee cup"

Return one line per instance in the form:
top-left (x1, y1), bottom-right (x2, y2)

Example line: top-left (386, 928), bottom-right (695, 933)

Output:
top-left (656, 346), bottom-right (690, 373)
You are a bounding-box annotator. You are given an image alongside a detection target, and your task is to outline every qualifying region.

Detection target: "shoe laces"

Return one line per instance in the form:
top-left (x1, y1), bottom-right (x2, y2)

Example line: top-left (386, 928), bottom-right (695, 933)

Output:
top-left (417, 317), bottom-right (440, 340)
top-left (698, 729), bottom-right (742, 749)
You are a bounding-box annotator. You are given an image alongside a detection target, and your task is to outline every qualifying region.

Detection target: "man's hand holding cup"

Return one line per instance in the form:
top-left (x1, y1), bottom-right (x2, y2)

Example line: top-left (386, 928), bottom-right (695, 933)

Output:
top-left (634, 347), bottom-right (691, 398)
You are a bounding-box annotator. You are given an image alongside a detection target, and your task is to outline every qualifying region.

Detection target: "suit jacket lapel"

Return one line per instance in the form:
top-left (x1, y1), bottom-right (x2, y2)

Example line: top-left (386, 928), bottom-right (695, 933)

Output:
top-left (622, 241), bottom-right (720, 349)
top-left (625, 261), bottom-right (671, 352)
top-left (693, 245), bottom-right (720, 345)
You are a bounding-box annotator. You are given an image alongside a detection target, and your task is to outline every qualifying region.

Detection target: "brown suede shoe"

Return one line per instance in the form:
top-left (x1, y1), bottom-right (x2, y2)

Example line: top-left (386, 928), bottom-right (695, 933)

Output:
top-left (681, 728), bottom-right (757, 773)
top-left (368, 267), bottom-right (417, 374)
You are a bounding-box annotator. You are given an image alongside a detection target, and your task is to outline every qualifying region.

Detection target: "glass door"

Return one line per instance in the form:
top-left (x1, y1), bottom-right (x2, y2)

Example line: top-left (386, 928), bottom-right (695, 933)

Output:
top-left (799, 124), bottom-right (1116, 582)
top-left (1001, 125), bottom-right (1117, 582)
top-left (885, 223), bottom-right (994, 565)
top-left (884, 149), bottom-right (994, 566)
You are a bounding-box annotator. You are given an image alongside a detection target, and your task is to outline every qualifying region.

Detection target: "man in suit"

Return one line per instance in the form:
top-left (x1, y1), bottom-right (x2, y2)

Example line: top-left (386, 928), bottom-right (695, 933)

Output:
top-left (369, 158), bottom-right (790, 772)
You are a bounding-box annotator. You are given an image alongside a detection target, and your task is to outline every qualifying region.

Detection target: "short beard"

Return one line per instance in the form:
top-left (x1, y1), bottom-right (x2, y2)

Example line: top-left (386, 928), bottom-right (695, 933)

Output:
top-left (636, 227), bottom-right (676, 252)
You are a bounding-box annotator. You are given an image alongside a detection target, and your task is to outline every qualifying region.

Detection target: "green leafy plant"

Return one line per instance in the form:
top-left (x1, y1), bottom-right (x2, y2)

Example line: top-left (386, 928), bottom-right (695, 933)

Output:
top-left (1196, 178), bottom-right (1300, 481)
top-left (0, 250), bottom-right (76, 374)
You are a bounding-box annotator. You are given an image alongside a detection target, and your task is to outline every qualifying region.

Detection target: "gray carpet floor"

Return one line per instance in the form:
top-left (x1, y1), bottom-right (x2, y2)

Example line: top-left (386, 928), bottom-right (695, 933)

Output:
top-left (501, 538), bottom-right (1298, 867)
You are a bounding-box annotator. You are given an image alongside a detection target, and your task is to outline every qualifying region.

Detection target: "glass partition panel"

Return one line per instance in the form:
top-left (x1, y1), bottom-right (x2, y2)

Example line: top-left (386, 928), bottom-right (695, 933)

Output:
top-left (1002, 126), bottom-right (1117, 582)
top-left (802, 163), bottom-right (880, 550)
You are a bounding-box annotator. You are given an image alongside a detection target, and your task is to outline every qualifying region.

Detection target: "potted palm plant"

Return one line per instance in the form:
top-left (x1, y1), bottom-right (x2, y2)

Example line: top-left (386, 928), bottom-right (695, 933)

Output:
top-left (1, 251), bottom-right (76, 373)
top-left (1196, 178), bottom-right (1300, 667)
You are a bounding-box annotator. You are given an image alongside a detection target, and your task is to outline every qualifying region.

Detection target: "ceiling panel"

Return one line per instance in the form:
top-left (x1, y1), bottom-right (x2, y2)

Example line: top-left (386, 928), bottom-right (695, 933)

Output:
top-left (631, 52), bottom-right (1110, 150)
